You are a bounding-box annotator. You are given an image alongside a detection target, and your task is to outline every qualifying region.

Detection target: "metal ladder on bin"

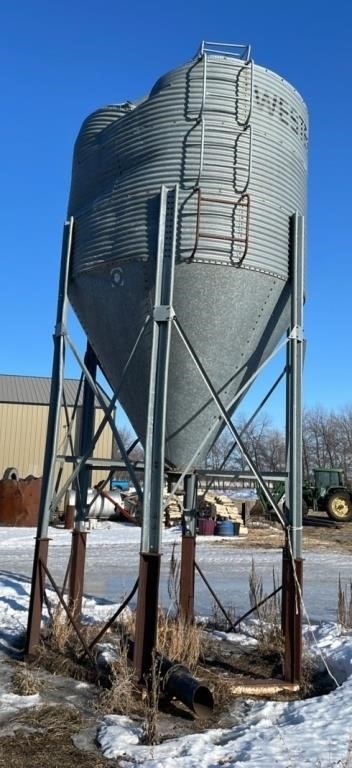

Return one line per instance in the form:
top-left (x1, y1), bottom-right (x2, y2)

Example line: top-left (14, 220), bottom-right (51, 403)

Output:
top-left (193, 41), bottom-right (253, 264)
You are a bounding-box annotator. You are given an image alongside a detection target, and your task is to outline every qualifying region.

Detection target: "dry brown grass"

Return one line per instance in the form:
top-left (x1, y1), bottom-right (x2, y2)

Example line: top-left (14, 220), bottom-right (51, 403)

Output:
top-left (209, 600), bottom-right (237, 632)
top-left (40, 602), bottom-right (86, 670)
top-left (94, 635), bottom-right (142, 716)
top-left (11, 703), bottom-right (83, 735)
top-left (47, 604), bottom-right (76, 653)
top-left (300, 648), bottom-right (314, 698)
top-left (37, 641), bottom-right (97, 683)
top-left (157, 610), bottom-right (202, 673)
top-left (167, 542), bottom-right (181, 613)
top-left (202, 668), bottom-right (234, 708)
top-left (93, 607), bottom-right (204, 744)
top-left (120, 605), bottom-right (136, 638)
top-left (11, 663), bottom-right (45, 696)
top-left (141, 650), bottom-right (161, 746)
top-left (337, 575), bottom-right (352, 628)
top-left (0, 705), bottom-right (109, 768)
top-left (37, 605), bottom-right (104, 683)
top-left (248, 558), bottom-right (283, 654)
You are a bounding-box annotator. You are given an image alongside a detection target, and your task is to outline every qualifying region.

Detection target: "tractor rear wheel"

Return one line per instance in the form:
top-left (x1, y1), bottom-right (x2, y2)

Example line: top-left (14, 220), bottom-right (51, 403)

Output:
top-left (326, 491), bottom-right (352, 522)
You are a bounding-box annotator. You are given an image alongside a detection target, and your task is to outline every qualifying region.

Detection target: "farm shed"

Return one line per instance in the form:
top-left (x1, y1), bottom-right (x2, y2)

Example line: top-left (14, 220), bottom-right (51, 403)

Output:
top-left (0, 374), bottom-right (114, 491)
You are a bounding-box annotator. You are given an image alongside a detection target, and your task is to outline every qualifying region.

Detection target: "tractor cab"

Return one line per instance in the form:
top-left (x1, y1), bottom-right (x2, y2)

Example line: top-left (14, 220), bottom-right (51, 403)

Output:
top-left (313, 468), bottom-right (344, 498)
top-left (303, 468), bottom-right (352, 522)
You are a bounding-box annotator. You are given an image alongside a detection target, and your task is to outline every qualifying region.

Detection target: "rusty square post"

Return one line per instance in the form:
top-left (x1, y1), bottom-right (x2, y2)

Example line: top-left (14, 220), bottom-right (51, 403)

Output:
top-left (180, 472), bottom-right (197, 622)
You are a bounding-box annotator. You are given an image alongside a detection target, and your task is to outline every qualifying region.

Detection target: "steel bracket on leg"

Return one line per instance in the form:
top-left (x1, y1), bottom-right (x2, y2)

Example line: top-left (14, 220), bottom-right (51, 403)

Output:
top-left (25, 538), bottom-right (50, 657)
top-left (180, 473), bottom-right (197, 622)
top-left (282, 555), bottom-right (303, 684)
top-left (180, 536), bottom-right (196, 622)
top-left (69, 530), bottom-right (88, 623)
top-left (133, 554), bottom-right (161, 681)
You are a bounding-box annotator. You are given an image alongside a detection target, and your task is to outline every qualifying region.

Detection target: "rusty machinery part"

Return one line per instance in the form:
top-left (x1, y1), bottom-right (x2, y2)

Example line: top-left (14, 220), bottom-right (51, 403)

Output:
top-left (3, 467), bottom-right (19, 481)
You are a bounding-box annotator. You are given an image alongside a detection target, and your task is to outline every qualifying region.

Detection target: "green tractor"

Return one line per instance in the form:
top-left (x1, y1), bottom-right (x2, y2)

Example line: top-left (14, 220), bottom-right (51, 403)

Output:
top-left (303, 468), bottom-right (352, 522)
top-left (257, 468), bottom-right (352, 523)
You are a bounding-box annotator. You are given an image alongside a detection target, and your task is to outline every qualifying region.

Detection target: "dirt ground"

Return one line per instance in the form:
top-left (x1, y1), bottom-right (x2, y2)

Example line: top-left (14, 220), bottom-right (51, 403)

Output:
top-left (243, 514), bottom-right (352, 553)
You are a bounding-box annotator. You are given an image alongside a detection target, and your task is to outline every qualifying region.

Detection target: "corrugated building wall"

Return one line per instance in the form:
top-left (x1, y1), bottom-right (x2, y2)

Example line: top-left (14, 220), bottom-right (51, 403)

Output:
top-left (0, 376), bottom-right (114, 495)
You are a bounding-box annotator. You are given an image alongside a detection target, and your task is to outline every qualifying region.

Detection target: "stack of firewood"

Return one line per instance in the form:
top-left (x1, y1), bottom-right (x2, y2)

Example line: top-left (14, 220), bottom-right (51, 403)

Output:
top-left (197, 491), bottom-right (248, 533)
top-left (123, 491), bottom-right (182, 526)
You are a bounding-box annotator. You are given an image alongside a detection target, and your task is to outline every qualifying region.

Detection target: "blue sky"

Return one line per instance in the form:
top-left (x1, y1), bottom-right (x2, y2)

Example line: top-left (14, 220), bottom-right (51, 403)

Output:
top-left (1, 0), bottom-right (351, 430)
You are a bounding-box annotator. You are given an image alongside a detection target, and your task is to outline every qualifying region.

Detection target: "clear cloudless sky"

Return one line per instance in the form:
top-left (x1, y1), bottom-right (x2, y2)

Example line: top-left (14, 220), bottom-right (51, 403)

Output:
top-left (1, 0), bottom-right (351, 430)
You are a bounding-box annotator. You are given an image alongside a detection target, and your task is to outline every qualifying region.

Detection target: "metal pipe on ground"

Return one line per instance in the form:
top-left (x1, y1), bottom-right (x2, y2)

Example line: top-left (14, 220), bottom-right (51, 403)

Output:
top-left (127, 640), bottom-right (213, 717)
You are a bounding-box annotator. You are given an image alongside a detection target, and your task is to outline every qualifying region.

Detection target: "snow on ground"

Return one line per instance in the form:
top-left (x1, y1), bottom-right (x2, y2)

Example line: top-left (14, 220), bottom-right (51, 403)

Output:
top-left (1, 523), bottom-right (352, 765)
top-left (1, 523), bottom-right (351, 622)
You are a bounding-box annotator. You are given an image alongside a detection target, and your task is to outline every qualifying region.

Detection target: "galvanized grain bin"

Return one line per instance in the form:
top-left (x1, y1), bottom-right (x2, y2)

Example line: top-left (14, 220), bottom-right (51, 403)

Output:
top-left (67, 43), bottom-right (308, 469)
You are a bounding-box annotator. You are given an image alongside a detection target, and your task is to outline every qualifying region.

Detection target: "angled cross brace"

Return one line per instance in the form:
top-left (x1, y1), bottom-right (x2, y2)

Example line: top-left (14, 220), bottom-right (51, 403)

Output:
top-left (65, 333), bottom-right (144, 504)
top-left (173, 316), bottom-right (286, 528)
top-left (51, 313), bottom-right (151, 517)
top-left (160, 331), bottom-right (292, 517)
top-left (201, 368), bottom-right (286, 497)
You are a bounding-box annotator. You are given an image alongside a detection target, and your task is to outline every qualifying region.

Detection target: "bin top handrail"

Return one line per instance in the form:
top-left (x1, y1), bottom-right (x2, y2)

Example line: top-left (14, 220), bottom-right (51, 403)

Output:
top-left (197, 41), bottom-right (251, 61)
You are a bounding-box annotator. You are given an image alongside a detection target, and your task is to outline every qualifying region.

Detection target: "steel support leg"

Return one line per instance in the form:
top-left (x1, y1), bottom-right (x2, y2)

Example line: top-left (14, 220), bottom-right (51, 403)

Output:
top-left (25, 218), bottom-right (74, 656)
top-left (283, 212), bottom-right (305, 683)
top-left (133, 185), bottom-right (178, 680)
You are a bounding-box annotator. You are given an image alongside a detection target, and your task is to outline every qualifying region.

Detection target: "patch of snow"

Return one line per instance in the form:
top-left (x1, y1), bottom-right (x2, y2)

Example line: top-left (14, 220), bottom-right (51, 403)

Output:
top-left (0, 692), bottom-right (40, 716)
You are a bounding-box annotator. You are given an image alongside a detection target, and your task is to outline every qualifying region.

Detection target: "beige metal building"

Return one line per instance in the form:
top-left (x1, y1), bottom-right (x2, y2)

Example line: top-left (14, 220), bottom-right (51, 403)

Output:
top-left (0, 374), bottom-right (114, 490)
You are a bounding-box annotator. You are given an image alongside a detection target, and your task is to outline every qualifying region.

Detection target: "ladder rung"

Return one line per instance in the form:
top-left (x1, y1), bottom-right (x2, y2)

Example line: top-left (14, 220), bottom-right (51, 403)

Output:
top-left (192, 190), bottom-right (250, 264)
top-left (198, 231), bottom-right (247, 244)
top-left (201, 194), bottom-right (248, 206)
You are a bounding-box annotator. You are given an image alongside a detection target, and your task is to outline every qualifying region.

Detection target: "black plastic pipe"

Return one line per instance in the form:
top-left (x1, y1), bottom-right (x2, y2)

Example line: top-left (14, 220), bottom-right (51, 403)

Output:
top-left (127, 640), bottom-right (213, 717)
top-left (158, 656), bottom-right (214, 717)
